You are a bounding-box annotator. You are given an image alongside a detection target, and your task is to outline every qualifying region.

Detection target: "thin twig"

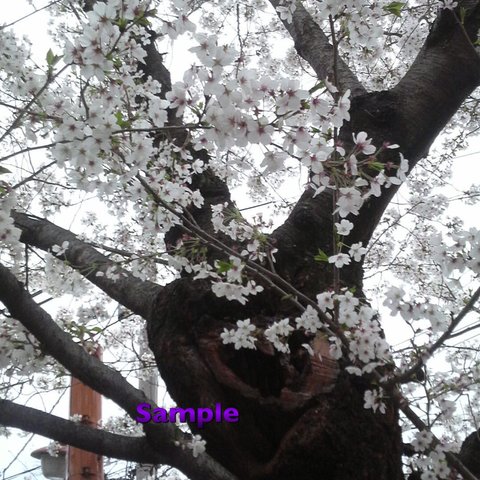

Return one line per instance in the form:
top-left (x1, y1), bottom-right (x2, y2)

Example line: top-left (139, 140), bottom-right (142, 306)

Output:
top-left (387, 286), bottom-right (480, 385)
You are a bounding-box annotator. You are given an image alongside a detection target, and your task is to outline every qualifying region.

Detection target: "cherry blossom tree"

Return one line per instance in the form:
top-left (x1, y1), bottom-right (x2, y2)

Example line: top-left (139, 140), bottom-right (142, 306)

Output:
top-left (1, 1), bottom-right (480, 479)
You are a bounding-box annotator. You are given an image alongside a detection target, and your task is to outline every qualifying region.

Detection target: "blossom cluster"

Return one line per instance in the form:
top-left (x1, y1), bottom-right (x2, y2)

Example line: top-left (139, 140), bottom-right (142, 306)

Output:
top-left (363, 388), bottom-right (386, 414)
top-left (275, 0), bottom-right (297, 24)
top-left (167, 249), bottom-right (265, 305)
top-left (383, 285), bottom-right (451, 334)
top-left (430, 228), bottom-right (480, 278)
top-left (0, 0), bottom-right (411, 263)
top-left (220, 289), bottom-right (390, 370)
top-left (0, 188), bottom-right (20, 249)
top-left (325, 291), bottom-right (391, 367)
top-left (0, 318), bottom-right (49, 376)
top-left (411, 442), bottom-right (452, 480)
top-left (312, 0), bottom-right (385, 57)
top-left (220, 319), bottom-right (257, 350)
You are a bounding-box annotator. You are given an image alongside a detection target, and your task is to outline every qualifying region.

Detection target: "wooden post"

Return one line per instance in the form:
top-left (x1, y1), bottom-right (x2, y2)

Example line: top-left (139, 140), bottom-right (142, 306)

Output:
top-left (136, 331), bottom-right (158, 480)
top-left (67, 347), bottom-right (103, 480)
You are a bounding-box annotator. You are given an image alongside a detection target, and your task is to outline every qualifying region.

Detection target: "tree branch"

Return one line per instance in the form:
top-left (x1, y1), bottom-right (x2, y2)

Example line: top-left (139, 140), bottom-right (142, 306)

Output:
top-left (0, 400), bottom-right (237, 480)
top-left (12, 211), bottom-right (161, 321)
top-left (0, 264), bottom-right (238, 480)
top-left (398, 398), bottom-right (479, 480)
top-left (268, 0), bottom-right (367, 97)
top-left (388, 285), bottom-right (480, 385)
top-left (0, 399), bottom-right (164, 464)
top-left (347, 1), bottom-right (480, 248)
top-left (0, 262), bottom-right (155, 417)
top-left (134, 26), bottom-right (237, 250)
top-left (141, 31), bottom-right (172, 101)
top-left (271, 2), bottom-right (480, 282)
top-left (392, 3), bottom-right (480, 162)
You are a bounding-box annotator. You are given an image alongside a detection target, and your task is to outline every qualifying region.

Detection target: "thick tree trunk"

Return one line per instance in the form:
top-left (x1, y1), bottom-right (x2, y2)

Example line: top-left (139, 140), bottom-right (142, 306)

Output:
top-left (147, 277), bottom-right (403, 480)
top-left (146, 10), bottom-right (480, 472)
top-left (146, 94), bottom-right (409, 474)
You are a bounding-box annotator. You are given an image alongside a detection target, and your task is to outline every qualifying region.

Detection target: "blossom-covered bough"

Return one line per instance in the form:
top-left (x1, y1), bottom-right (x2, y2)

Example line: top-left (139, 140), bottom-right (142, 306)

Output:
top-left (1, 0), bottom-right (480, 479)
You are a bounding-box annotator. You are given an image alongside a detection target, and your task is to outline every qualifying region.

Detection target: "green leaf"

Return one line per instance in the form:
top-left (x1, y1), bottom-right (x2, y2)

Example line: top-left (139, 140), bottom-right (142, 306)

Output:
top-left (383, 2), bottom-right (405, 17)
top-left (46, 49), bottom-right (61, 67)
top-left (216, 260), bottom-right (232, 273)
top-left (314, 249), bottom-right (329, 263)
top-left (137, 16), bottom-right (152, 27)
top-left (112, 57), bottom-right (123, 69)
top-left (369, 161), bottom-right (385, 172)
top-left (0, 166), bottom-right (11, 175)
top-left (46, 48), bottom-right (55, 66)
top-left (115, 18), bottom-right (129, 31)
top-left (114, 111), bottom-right (131, 129)
top-left (309, 81), bottom-right (325, 94)
top-left (145, 8), bottom-right (158, 18)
